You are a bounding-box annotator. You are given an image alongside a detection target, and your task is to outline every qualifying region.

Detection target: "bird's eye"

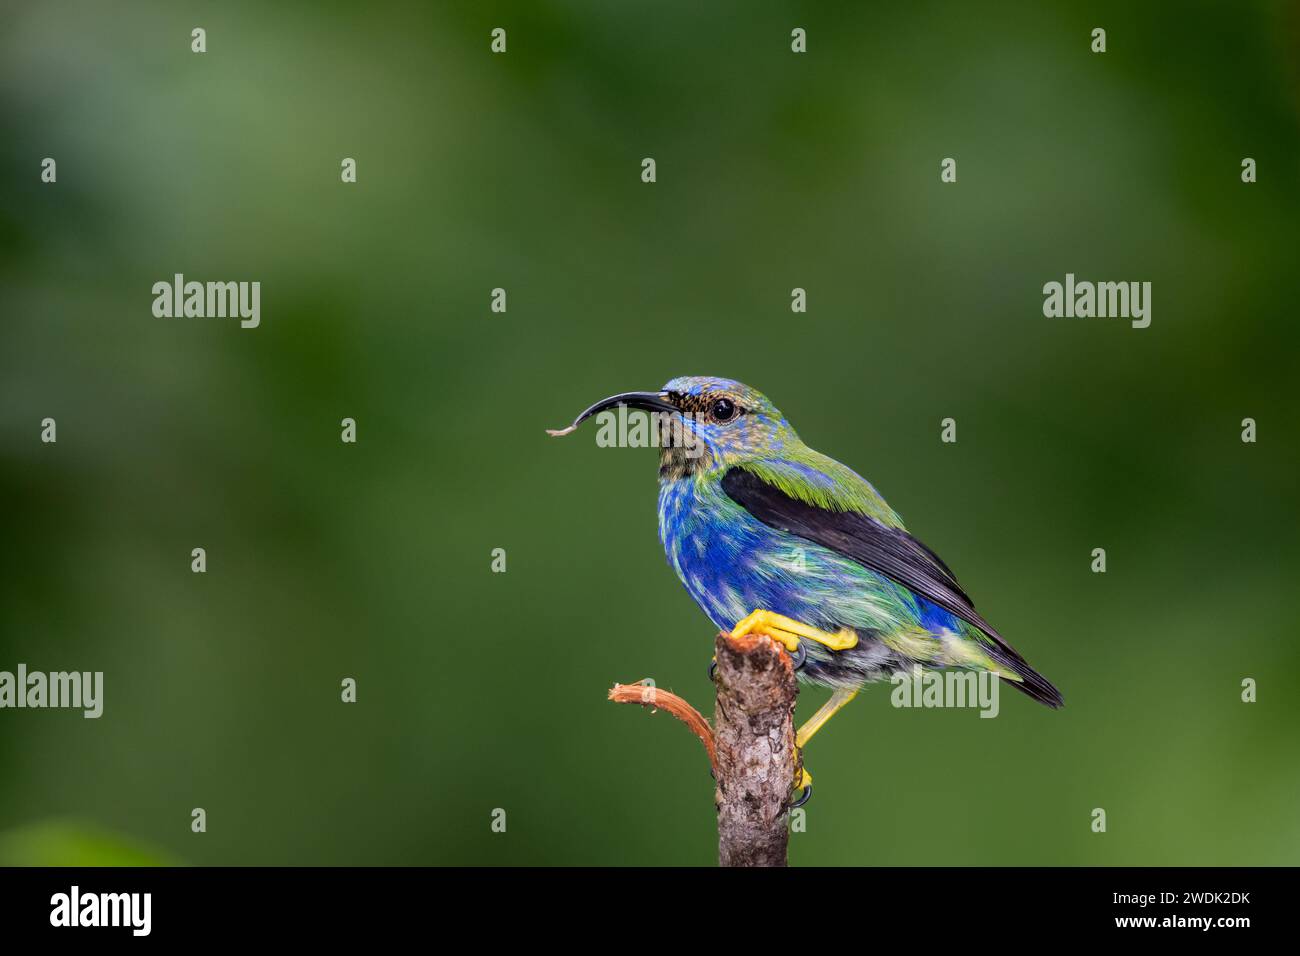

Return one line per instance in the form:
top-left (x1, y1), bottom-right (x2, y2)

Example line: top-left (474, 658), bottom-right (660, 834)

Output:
top-left (710, 397), bottom-right (738, 423)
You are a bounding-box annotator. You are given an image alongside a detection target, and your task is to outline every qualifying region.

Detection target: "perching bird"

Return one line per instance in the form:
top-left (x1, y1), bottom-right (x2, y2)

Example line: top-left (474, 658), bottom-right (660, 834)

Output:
top-left (549, 376), bottom-right (1062, 802)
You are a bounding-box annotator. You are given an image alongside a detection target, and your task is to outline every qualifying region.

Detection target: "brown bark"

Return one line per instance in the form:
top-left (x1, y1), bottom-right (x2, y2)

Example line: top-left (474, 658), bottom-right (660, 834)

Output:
top-left (711, 632), bottom-right (797, 867)
top-left (607, 632), bottom-right (798, 867)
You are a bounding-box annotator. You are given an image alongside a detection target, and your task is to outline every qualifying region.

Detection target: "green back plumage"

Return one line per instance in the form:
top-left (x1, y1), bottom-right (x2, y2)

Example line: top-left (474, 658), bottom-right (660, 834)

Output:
top-left (742, 450), bottom-right (905, 530)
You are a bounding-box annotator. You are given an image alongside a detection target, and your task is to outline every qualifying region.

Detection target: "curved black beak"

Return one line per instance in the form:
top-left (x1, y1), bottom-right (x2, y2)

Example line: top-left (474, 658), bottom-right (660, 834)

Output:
top-left (546, 390), bottom-right (677, 436)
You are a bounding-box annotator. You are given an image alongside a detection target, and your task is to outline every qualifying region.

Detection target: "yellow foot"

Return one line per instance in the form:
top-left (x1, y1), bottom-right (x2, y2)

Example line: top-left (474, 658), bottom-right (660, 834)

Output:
top-left (729, 609), bottom-right (858, 654)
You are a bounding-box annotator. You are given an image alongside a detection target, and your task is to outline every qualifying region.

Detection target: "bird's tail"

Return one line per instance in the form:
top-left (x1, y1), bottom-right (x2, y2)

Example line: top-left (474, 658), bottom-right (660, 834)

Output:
top-left (987, 643), bottom-right (1064, 708)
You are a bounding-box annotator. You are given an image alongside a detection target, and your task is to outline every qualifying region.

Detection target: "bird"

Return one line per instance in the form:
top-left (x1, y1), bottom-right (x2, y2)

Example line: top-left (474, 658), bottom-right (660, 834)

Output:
top-left (548, 375), bottom-right (1062, 804)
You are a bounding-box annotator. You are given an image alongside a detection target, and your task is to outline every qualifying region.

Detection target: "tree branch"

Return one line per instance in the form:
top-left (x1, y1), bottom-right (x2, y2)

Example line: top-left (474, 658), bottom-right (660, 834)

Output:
top-left (711, 632), bottom-right (798, 867)
top-left (607, 632), bottom-right (798, 867)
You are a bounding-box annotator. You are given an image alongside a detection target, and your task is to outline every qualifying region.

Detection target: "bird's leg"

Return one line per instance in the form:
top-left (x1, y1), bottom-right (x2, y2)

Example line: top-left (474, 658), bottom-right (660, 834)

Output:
top-left (789, 686), bottom-right (859, 807)
top-left (796, 686), bottom-right (858, 748)
top-left (729, 609), bottom-right (858, 654)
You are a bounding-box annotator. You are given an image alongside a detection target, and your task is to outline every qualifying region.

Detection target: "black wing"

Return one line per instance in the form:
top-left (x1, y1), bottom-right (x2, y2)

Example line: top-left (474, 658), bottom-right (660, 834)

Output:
top-left (721, 467), bottom-right (1063, 707)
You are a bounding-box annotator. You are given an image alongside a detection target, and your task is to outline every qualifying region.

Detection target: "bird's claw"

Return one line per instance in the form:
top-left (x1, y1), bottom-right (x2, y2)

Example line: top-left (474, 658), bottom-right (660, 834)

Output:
top-left (789, 766), bottom-right (813, 809)
top-left (729, 609), bottom-right (858, 653)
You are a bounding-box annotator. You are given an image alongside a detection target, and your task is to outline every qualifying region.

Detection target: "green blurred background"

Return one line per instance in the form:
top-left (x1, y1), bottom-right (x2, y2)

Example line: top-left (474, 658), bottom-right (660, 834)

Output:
top-left (2, 1), bottom-right (1298, 866)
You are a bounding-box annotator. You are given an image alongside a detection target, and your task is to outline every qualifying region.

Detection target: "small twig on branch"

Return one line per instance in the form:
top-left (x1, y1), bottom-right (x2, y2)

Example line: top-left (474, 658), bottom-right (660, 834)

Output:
top-left (608, 680), bottom-right (716, 770)
top-left (607, 632), bottom-right (799, 868)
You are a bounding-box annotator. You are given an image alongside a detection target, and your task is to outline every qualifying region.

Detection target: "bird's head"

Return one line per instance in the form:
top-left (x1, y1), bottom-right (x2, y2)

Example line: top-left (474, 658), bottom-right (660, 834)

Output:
top-left (547, 375), bottom-right (800, 478)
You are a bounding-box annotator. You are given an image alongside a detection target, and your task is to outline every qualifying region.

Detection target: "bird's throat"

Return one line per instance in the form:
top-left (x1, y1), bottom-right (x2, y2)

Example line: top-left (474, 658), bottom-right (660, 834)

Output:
top-left (658, 443), bottom-right (701, 481)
